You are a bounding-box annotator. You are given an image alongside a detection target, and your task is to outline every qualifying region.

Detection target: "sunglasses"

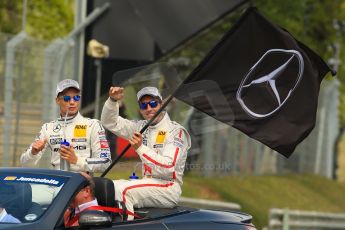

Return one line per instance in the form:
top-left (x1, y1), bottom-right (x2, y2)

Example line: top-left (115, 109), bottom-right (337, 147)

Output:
top-left (60, 95), bottom-right (81, 102)
top-left (139, 100), bottom-right (159, 110)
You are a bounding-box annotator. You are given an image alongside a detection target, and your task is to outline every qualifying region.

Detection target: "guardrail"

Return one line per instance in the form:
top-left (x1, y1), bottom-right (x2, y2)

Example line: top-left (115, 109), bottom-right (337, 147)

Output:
top-left (267, 208), bottom-right (345, 230)
top-left (178, 197), bottom-right (241, 211)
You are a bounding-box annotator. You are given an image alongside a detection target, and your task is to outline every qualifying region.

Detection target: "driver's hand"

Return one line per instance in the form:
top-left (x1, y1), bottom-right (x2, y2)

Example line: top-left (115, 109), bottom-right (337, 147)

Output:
top-left (128, 132), bottom-right (143, 150)
top-left (59, 144), bottom-right (78, 164)
top-left (31, 138), bottom-right (48, 155)
top-left (109, 86), bottom-right (124, 101)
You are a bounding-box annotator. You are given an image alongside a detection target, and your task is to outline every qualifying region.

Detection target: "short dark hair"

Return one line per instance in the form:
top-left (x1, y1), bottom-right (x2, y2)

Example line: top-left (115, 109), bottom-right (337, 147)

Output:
top-left (87, 178), bottom-right (96, 198)
top-left (81, 173), bottom-right (96, 198)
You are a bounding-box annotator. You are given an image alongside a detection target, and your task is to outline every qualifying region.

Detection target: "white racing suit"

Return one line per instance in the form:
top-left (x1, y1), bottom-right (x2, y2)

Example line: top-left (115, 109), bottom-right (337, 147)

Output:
top-left (20, 112), bottom-right (111, 173)
top-left (101, 99), bottom-right (191, 220)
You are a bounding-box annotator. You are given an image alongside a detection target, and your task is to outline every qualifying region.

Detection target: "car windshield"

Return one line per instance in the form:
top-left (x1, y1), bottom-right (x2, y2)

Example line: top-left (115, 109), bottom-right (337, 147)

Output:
top-left (0, 173), bottom-right (66, 224)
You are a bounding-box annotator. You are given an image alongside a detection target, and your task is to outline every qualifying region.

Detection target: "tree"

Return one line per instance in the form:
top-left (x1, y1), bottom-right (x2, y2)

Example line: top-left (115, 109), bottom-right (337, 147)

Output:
top-left (0, 0), bottom-right (74, 40)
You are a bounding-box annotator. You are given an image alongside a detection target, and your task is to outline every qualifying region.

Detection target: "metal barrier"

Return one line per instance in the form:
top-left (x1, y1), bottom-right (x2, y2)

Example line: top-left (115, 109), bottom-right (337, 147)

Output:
top-left (178, 197), bottom-right (241, 211)
top-left (267, 208), bottom-right (345, 230)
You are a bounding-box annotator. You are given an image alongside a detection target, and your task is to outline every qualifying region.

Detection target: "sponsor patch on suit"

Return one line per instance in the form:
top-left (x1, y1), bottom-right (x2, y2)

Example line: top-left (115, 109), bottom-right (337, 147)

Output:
top-left (98, 131), bottom-right (105, 135)
top-left (74, 145), bottom-right (86, 150)
top-left (173, 141), bottom-right (183, 148)
top-left (53, 124), bottom-right (61, 132)
top-left (100, 141), bottom-right (109, 148)
top-left (153, 144), bottom-right (163, 148)
top-left (143, 138), bottom-right (147, 146)
top-left (100, 152), bottom-right (109, 158)
top-left (155, 131), bottom-right (166, 144)
top-left (50, 138), bottom-right (63, 145)
top-left (74, 125), bottom-right (87, 137)
top-left (173, 137), bottom-right (184, 148)
top-left (72, 138), bottom-right (87, 142)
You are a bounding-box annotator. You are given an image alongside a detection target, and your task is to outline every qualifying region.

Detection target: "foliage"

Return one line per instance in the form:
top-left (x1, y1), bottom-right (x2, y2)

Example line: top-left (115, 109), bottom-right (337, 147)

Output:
top-left (254, 0), bottom-right (337, 56)
top-left (0, 0), bottom-right (74, 40)
top-left (0, 1), bottom-right (21, 34)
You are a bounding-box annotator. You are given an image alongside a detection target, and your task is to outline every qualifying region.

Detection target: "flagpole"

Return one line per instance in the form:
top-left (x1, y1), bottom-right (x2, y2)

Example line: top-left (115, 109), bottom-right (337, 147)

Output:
top-left (100, 95), bottom-right (174, 177)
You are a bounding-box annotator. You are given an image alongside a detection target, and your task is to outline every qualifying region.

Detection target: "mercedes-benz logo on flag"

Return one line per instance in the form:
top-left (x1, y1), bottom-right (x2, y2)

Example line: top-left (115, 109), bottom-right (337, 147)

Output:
top-left (236, 49), bottom-right (304, 119)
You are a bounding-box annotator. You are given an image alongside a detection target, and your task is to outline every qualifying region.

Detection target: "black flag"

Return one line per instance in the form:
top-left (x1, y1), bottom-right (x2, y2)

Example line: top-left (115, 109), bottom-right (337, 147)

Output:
top-left (173, 7), bottom-right (333, 157)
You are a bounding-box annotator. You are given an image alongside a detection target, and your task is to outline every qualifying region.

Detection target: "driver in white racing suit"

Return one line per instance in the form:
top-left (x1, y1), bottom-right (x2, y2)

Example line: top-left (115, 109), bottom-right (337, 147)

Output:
top-left (20, 79), bottom-right (111, 173)
top-left (101, 86), bottom-right (191, 220)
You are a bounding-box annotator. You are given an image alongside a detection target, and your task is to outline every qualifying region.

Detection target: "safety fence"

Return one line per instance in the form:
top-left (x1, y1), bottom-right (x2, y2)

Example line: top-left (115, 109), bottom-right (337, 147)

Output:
top-left (0, 31), bottom-right (75, 166)
top-left (266, 208), bottom-right (345, 230)
top-left (0, 32), bottom-right (46, 166)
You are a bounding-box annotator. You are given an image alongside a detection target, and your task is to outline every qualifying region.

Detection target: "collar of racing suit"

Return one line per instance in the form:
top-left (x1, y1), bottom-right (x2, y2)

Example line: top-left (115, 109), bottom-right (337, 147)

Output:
top-left (57, 112), bottom-right (80, 124)
top-left (147, 111), bottom-right (169, 129)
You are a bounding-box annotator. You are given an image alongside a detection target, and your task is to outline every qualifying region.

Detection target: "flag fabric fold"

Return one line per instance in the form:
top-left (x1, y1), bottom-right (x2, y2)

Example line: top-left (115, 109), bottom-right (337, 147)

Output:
top-left (173, 7), bottom-right (333, 157)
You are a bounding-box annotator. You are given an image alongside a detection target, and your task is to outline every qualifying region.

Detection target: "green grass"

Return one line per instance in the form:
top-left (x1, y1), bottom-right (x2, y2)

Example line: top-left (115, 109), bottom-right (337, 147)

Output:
top-left (182, 174), bottom-right (345, 229)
